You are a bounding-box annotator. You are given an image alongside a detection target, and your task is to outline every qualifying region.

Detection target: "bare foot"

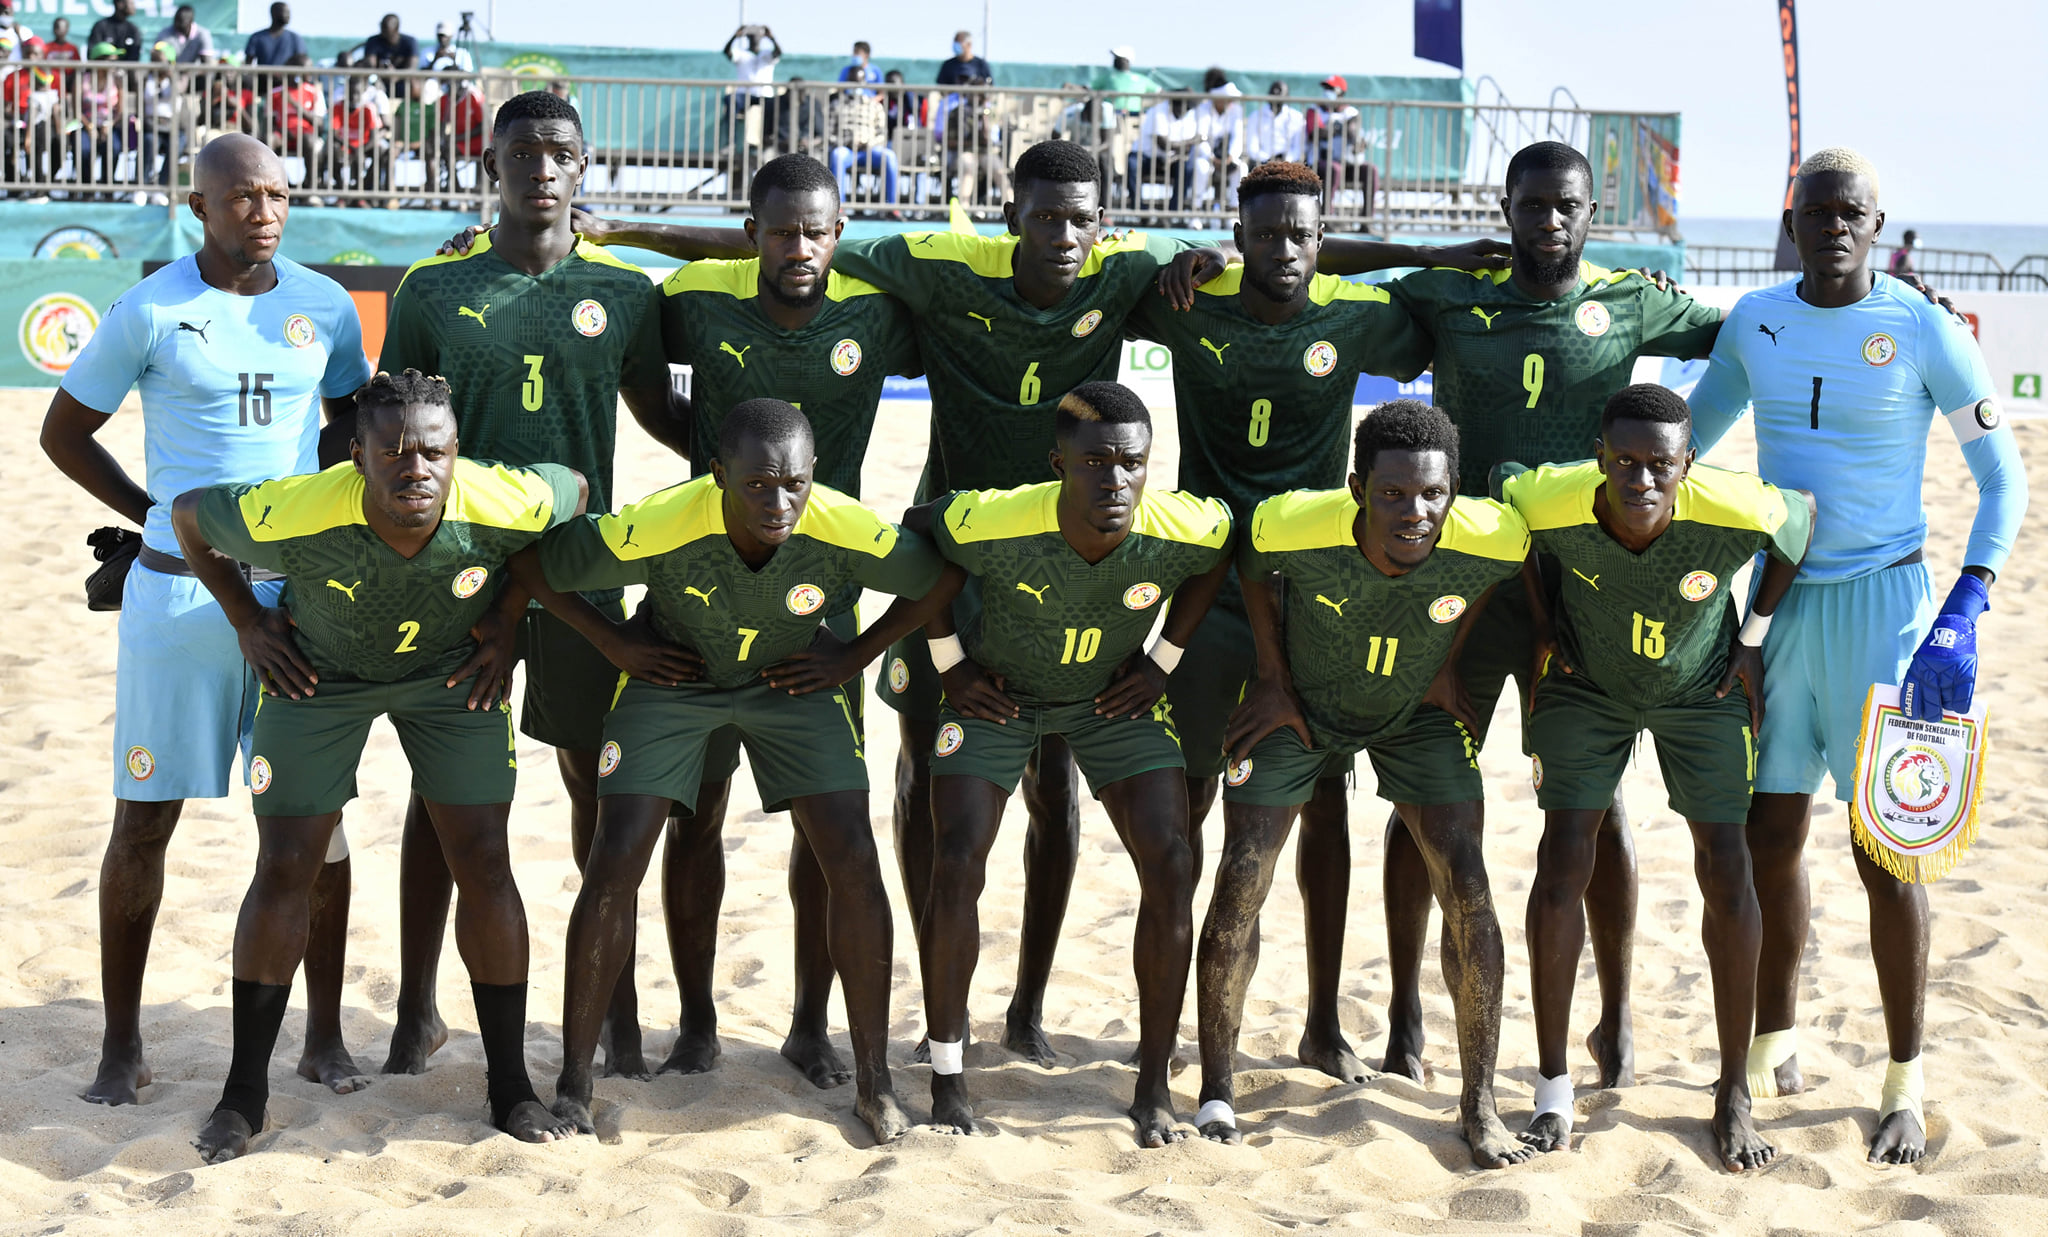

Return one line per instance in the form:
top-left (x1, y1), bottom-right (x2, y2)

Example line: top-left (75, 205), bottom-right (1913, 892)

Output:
top-left (549, 1092), bottom-right (595, 1136)
top-left (1300, 1026), bottom-right (1378, 1085)
top-left (298, 1038), bottom-right (373, 1094)
top-left (599, 1018), bottom-right (650, 1081)
top-left (780, 1027), bottom-right (852, 1089)
top-left (1714, 1098), bottom-right (1777, 1172)
top-left (1002, 1009), bottom-right (1056, 1066)
top-left (908, 1035), bottom-right (931, 1065)
top-left (1867, 1110), bottom-right (1926, 1165)
top-left (1518, 1111), bottom-right (1570, 1153)
top-left (857, 1089), bottom-right (913, 1143)
top-left (503, 1099), bottom-right (579, 1143)
top-left (380, 1010), bottom-right (447, 1075)
top-left (930, 1074), bottom-right (977, 1135)
top-left (657, 1027), bottom-right (722, 1076)
top-left (1199, 1115), bottom-right (1243, 1145)
top-left (1463, 1108), bottom-right (1535, 1168)
top-left (1772, 1053), bottom-right (1805, 1097)
top-left (83, 1041), bottom-right (151, 1106)
top-left (194, 1109), bottom-right (255, 1164)
top-left (1586, 1022), bottom-right (1635, 1089)
top-left (1129, 1096), bottom-right (1187, 1148)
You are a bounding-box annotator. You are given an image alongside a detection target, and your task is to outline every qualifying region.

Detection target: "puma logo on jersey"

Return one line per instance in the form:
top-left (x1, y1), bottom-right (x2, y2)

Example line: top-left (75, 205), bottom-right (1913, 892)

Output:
top-left (326, 579), bottom-right (361, 600)
top-left (913, 234), bottom-right (936, 248)
top-left (1757, 323), bottom-right (1786, 345)
top-left (1015, 581), bottom-right (1050, 603)
top-left (719, 341), bottom-right (751, 367)
top-left (457, 303), bottom-right (490, 328)
top-left (1199, 337), bottom-right (1231, 365)
top-left (619, 524), bottom-right (639, 548)
top-left (952, 508), bottom-right (973, 532)
top-left (254, 505), bottom-right (274, 529)
top-left (684, 585), bottom-right (719, 605)
top-left (1573, 569), bottom-right (1601, 591)
top-left (1315, 594), bottom-right (1348, 616)
top-left (967, 311), bottom-right (994, 332)
top-left (176, 319), bottom-right (210, 343)
top-left (1469, 307), bottom-right (1500, 328)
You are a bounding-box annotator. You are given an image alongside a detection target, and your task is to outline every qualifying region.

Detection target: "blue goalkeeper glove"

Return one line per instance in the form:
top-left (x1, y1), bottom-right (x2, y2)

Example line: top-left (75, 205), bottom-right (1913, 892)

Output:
top-left (1900, 573), bottom-right (1991, 721)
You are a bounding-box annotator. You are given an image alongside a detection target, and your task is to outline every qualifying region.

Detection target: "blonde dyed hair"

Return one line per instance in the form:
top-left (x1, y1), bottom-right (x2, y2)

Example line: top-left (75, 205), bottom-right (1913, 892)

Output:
top-left (1797, 147), bottom-right (1880, 198)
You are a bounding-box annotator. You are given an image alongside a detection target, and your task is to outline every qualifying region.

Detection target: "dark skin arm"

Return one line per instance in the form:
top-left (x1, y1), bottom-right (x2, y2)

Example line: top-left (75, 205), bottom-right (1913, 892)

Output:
top-left (1522, 552), bottom-right (1567, 694)
top-left (505, 546), bottom-right (706, 685)
top-left (1095, 548), bottom-right (1233, 719)
top-left (1715, 489), bottom-right (1815, 732)
top-left (1417, 580), bottom-right (1499, 732)
top-left (316, 393), bottom-right (357, 469)
top-left (1224, 568), bottom-right (1313, 761)
top-left (169, 488), bottom-right (319, 699)
top-left (765, 564), bottom-right (968, 694)
top-left (1156, 236), bottom-right (1511, 309)
top-left (40, 388), bottom-right (150, 525)
top-left (620, 382), bottom-right (693, 459)
top-left (924, 581), bottom-right (1019, 724)
top-left (436, 209), bottom-right (755, 261)
top-left (443, 470), bottom-right (590, 710)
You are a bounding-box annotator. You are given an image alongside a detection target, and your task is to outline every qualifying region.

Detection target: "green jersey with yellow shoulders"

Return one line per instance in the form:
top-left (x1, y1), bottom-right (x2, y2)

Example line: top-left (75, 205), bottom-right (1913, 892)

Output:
top-left (931, 483), bottom-right (1232, 705)
top-left (195, 459), bottom-right (581, 682)
top-left (832, 230), bottom-right (1193, 496)
top-left (660, 260), bottom-right (920, 498)
top-left (381, 231), bottom-right (669, 516)
top-left (1243, 490), bottom-right (1528, 748)
top-left (1501, 460), bottom-right (1812, 709)
top-left (537, 474), bottom-right (944, 690)
top-left (1387, 262), bottom-right (1723, 495)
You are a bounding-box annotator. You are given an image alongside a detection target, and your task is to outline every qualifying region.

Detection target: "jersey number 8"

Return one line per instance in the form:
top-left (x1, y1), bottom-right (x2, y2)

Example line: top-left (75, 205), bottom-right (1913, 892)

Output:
top-left (1247, 398), bottom-right (1272, 447)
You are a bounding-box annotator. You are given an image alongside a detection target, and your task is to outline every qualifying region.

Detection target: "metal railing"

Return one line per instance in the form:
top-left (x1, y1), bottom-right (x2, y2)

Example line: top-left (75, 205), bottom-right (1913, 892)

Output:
top-left (0, 62), bottom-right (1682, 237)
top-left (1686, 243), bottom-right (2048, 292)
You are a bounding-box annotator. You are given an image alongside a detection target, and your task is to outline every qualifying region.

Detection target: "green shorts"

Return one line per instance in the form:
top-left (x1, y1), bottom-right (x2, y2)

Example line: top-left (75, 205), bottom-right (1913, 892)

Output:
top-left (931, 698), bottom-right (1185, 797)
top-left (1163, 602), bottom-right (1253, 780)
top-left (515, 599), bottom-right (627, 751)
top-left (1453, 568), bottom-right (1537, 752)
top-left (250, 676), bottom-right (517, 817)
top-left (691, 607), bottom-right (863, 795)
top-left (599, 676), bottom-right (868, 814)
top-left (879, 629), bottom-right (944, 722)
top-left (1527, 672), bottom-right (1757, 822)
top-left (1222, 706), bottom-right (1479, 808)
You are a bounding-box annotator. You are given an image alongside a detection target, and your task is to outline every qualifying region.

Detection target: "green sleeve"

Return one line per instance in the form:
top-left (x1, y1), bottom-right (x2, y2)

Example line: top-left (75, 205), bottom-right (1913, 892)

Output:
top-left (928, 493), bottom-right (981, 574)
top-left (378, 280), bottom-right (435, 375)
top-left (529, 462), bottom-right (585, 529)
top-left (857, 526), bottom-right (946, 598)
top-left (1346, 295), bottom-right (1433, 382)
top-left (1383, 269), bottom-right (1444, 342)
top-left (1237, 528), bottom-right (1275, 582)
top-left (1122, 292), bottom-right (1168, 345)
top-left (830, 236), bottom-right (927, 312)
top-left (659, 284), bottom-right (694, 365)
top-left (1636, 282), bottom-right (1724, 360)
top-left (1764, 484), bottom-right (1813, 564)
top-left (537, 516), bottom-right (646, 593)
top-left (1489, 461), bottom-right (1531, 503)
top-left (883, 295), bottom-right (924, 378)
top-left (620, 276), bottom-right (671, 392)
top-left (194, 483), bottom-right (270, 568)
top-left (1142, 232), bottom-right (1197, 268)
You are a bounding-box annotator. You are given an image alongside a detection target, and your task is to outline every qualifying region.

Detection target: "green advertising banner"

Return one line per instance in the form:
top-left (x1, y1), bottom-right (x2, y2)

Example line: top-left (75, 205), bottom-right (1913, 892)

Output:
top-left (6, 0), bottom-right (237, 43)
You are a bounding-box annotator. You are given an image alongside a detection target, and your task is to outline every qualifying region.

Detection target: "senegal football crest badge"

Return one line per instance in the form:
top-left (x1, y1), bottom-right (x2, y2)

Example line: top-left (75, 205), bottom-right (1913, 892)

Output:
top-left (1429, 595), bottom-right (1466, 624)
top-left (935, 722), bottom-right (965, 757)
top-left (1302, 340), bottom-right (1338, 377)
top-left (888, 657), bottom-right (910, 694)
top-left (1226, 758), bottom-right (1253, 787)
top-left (1862, 332), bottom-right (1897, 366)
top-left (1679, 570), bottom-right (1717, 602)
top-left (1071, 309), bottom-right (1104, 338)
top-left (1575, 301), bottom-right (1612, 337)
top-left (283, 313), bottom-right (316, 348)
top-left (1530, 754), bottom-right (1544, 790)
top-left (598, 741), bottom-right (621, 777)
top-left (830, 337), bottom-right (862, 375)
top-left (249, 756), bottom-right (273, 795)
top-left (125, 746), bottom-right (155, 782)
top-left (452, 566), bottom-right (489, 598)
top-left (1123, 582), bottom-right (1162, 610)
top-left (572, 299), bottom-right (608, 337)
top-left (19, 292), bottom-right (98, 375)
top-left (786, 583), bottom-right (825, 615)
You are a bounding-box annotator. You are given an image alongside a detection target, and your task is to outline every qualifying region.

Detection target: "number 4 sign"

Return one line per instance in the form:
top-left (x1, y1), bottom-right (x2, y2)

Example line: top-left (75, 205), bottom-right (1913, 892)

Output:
top-left (2013, 373), bottom-right (2042, 400)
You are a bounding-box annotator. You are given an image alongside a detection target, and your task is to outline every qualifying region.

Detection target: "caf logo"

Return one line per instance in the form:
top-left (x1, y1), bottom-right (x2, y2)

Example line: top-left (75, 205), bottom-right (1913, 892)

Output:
top-left (125, 746), bottom-right (155, 781)
top-left (786, 583), bottom-right (825, 615)
top-left (830, 337), bottom-right (862, 376)
top-left (1123, 582), bottom-right (1161, 610)
top-left (935, 722), bottom-right (965, 757)
top-left (250, 756), bottom-right (273, 794)
top-left (1302, 340), bottom-right (1338, 377)
top-left (1575, 301), bottom-right (1612, 337)
top-left (888, 657), bottom-right (910, 693)
top-left (598, 741), bottom-right (622, 777)
top-left (1071, 309), bottom-right (1104, 338)
top-left (1530, 754), bottom-right (1544, 790)
top-left (1429, 594), bottom-right (1466, 624)
top-left (1882, 744), bottom-right (1952, 813)
top-left (572, 298), bottom-right (608, 337)
top-left (452, 566), bottom-right (489, 598)
top-left (1679, 570), bottom-right (1717, 602)
top-left (1862, 332), bottom-right (1897, 367)
top-left (1225, 759), bottom-right (1253, 787)
top-left (283, 313), bottom-right (316, 348)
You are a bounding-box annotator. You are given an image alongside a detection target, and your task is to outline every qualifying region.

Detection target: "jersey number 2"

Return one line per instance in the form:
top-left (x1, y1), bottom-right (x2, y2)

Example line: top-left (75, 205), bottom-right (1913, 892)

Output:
top-left (522, 355), bottom-right (545, 412)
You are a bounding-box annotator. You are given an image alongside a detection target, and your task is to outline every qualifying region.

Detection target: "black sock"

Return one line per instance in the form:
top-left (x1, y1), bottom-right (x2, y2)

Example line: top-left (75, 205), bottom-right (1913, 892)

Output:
top-left (217, 978), bottom-right (292, 1131)
top-left (472, 980), bottom-right (541, 1129)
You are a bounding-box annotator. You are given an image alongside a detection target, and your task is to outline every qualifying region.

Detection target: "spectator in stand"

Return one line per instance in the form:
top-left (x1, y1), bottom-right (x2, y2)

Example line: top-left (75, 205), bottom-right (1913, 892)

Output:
top-left (45, 16), bottom-right (81, 67)
top-left (839, 41), bottom-right (879, 89)
top-left (331, 72), bottom-right (384, 202)
top-left (200, 64), bottom-right (253, 138)
top-left (936, 30), bottom-right (991, 86)
top-left (1092, 45), bottom-right (1150, 115)
top-left (155, 6), bottom-right (212, 64)
top-left (428, 21), bottom-right (473, 73)
top-left (829, 81), bottom-right (898, 209)
top-left (882, 67), bottom-right (923, 139)
top-left (243, 3), bottom-right (306, 66)
top-left (1192, 67), bottom-right (1245, 210)
top-left (1132, 90), bottom-right (1200, 216)
top-left (139, 41), bottom-right (178, 194)
top-left (1245, 80), bottom-right (1305, 165)
top-left (362, 14), bottom-right (418, 74)
top-left (1307, 73), bottom-right (1359, 209)
top-left (720, 23), bottom-right (780, 166)
top-left (74, 44), bottom-right (125, 192)
top-left (267, 51), bottom-right (324, 170)
top-left (772, 75), bottom-right (827, 157)
top-left (942, 77), bottom-right (1004, 207)
top-left (89, 0), bottom-right (141, 63)
top-left (0, 16), bottom-right (39, 195)
top-left (1888, 229), bottom-right (1920, 280)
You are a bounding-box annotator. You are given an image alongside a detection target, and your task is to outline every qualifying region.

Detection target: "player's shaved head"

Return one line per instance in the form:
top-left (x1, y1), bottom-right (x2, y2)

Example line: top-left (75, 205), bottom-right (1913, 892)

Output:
top-left (189, 133), bottom-right (291, 274)
top-left (1797, 146), bottom-right (1879, 200)
top-left (1600, 382), bottom-right (1690, 436)
top-left (1355, 399), bottom-right (1460, 482)
top-left (750, 153), bottom-right (839, 214)
top-left (1056, 381), bottom-right (1151, 442)
top-left (719, 398), bottom-right (815, 461)
top-left (193, 133), bottom-right (285, 197)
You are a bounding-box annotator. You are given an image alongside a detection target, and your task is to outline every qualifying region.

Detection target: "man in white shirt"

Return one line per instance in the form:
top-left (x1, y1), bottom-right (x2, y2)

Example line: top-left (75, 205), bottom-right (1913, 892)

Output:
top-left (154, 5), bottom-right (212, 63)
top-left (427, 21), bottom-right (473, 73)
top-left (1191, 72), bottom-right (1244, 208)
top-left (1132, 93), bottom-right (1200, 215)
top-left (1246, 81), bottom-right (1306, 166)
top-left (719, 24), bottom-right (781, 163)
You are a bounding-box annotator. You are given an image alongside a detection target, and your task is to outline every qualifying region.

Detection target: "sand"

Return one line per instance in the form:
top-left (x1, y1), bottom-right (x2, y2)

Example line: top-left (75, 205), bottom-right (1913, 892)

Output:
top-left (1, 385), bottom-right (2044, 1236)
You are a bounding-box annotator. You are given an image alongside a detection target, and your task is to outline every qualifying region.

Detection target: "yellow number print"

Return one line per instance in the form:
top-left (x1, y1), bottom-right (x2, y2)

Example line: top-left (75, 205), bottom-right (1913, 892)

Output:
top-left (1522, 351), bottom-right (1545, 409)
top-left (1247, 398), bottom-right (1272, 447)
top-left (394, 620), bottom-right (421, 653)
top-left (1019, 361), bottom-right (1042, 406)
top-left (1631, 612), bottom-right (1666, 660)
top-left (736, 627), bottom-right (760, 661)
top-left (1059, 627), bottom-right (1102, 664)
top-left (522, 354), bottom-right (545, 412)
top-left (1366, 635), bottom-right (1399, 677)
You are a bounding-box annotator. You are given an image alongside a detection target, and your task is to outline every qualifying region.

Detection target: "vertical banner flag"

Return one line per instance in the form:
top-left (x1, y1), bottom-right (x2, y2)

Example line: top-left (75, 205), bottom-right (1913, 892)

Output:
top-left (1850, 684), bottom-right (1990, 884)
top-left (1415, 0), bottom-right (1463, 71)
top-left (1774, 0), bottom-right (1802, 270)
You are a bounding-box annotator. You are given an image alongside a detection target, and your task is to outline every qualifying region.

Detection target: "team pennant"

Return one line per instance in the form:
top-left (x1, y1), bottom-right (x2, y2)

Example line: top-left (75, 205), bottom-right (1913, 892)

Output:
top-left (1849, 683), bottom-right (1989, 884)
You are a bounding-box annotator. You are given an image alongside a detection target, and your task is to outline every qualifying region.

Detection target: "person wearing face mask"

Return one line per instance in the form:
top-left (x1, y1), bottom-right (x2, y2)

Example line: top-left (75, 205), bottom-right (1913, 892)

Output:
top-left (936, 30), bottom-right (991, 87)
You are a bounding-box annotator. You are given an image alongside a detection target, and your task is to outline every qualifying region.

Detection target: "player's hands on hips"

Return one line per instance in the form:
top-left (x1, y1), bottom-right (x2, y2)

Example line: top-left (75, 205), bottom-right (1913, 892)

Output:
top-left (436, 223), bottom-right (492, 256)
top-left (1901, 573), bottom-right (1990, 720)
top-left (237, 605), bottom-right (318, 699)
top-left (1420, 656), bottom-right (1480, 732)
top-left (1225, 674), bottom-right (1311, 763)
top-left (764, 624), bottom-right (863, 695)
top-left (1424, 237), bottom-right (1512, 271)
top-left (941, 659), bottom-right (1019, 723)
top-left (598, 611), bottom-right (705, 686)
top-left (1529, 624), bottom-right (1570, 705)
top-left (1156, 246), bottom-right (1227, 310)
top-left (1716, 638), bottom-right (1765, 734)
top-left (1094, 651), bottom-right (1167, 720)
top-left (448, 605), bottom-right (522, 710)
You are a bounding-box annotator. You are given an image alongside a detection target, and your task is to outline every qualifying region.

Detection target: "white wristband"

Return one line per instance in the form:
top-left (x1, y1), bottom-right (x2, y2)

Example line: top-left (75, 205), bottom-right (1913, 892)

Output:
top-left (1738, 610), bottom-right (1774, 646)
top-left (1148, 637), bottom-right (1184, 674)
top-left (928, 633), bottom-right (965, 673)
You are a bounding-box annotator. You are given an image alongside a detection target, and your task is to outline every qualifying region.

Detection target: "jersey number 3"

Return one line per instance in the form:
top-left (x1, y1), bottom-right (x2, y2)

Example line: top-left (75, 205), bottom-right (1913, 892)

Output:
top-left (522, 355), bottom-right (545, 412)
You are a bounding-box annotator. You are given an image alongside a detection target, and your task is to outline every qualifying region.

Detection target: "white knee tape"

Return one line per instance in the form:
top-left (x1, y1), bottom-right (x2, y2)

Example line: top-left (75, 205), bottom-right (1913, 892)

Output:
top-left (1533, 1071), bottom-right (1575, 1138)
top-left (928, 1037), bottom-right (965, 1075)
top-left (325, 823), bottom-right (349, 864)
top-left (1747, 1027), bottom-right (1798, 1099)
top-left (1195, 1099), bottom-right (1237, 1130)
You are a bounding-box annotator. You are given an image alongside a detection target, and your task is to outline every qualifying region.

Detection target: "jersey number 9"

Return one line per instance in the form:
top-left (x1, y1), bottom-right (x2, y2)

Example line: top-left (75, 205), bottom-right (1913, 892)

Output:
top-left (1521, 353), bottom-right (1544, 410)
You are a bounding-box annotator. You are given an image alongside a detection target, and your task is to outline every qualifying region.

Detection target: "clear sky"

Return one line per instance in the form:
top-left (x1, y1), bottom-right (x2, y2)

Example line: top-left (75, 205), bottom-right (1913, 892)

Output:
top-left (253, 0), bottom-right (2044, 223)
